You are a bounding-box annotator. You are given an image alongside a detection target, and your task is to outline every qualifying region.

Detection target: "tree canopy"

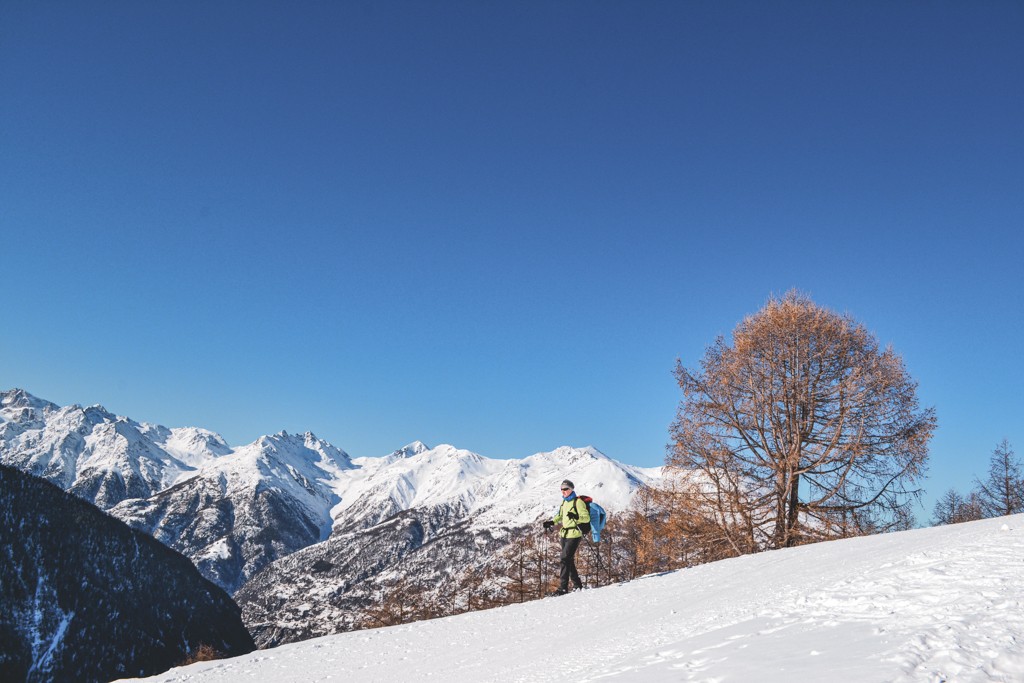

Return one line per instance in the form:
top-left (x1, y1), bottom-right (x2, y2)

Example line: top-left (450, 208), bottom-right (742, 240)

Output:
top-left (669, 291), bottom-right (936, 550)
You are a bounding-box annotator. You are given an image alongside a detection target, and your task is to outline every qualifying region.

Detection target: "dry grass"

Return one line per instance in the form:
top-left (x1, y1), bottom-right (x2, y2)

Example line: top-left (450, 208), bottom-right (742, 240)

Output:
top-left (180, 644), bottom-right (221, 666)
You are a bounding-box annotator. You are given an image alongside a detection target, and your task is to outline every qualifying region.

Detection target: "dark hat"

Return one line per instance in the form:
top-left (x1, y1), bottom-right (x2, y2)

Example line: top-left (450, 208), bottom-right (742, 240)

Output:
top-left (561, 479), bottom-right (574, 489)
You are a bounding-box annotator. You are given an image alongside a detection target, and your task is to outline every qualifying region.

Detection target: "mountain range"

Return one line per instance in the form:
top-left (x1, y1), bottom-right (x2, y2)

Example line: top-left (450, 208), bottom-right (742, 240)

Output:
top-left (1, 388), bottom-right (661, 646)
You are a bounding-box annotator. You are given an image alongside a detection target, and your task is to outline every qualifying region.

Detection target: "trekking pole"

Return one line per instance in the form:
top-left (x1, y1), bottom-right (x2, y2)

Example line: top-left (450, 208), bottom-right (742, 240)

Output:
top-left (581, 533), bottom-right (601, 588)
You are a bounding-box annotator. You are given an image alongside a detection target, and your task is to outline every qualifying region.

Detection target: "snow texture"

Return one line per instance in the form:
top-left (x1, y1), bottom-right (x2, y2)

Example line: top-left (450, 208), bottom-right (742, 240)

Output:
top-left (118, 514), bottom-right (1024, 683)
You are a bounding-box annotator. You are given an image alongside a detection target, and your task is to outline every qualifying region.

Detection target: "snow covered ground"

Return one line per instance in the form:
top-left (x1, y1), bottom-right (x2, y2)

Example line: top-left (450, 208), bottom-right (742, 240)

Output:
top-left (120, 514), bottom-right (1024, 683)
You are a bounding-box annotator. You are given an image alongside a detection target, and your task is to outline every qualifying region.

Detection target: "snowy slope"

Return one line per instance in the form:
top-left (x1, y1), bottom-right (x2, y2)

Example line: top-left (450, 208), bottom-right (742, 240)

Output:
top-left (120, 514), bottom-right (1024, 683)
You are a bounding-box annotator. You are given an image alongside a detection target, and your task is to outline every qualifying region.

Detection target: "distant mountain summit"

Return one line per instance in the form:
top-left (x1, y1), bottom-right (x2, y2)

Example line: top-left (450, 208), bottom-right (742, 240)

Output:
top-left (0, 388), bottom-right (231, 509)
top-left (389, 441), bottom-right (430, 458)
top-left (0, 387), bottom-right (59, 414)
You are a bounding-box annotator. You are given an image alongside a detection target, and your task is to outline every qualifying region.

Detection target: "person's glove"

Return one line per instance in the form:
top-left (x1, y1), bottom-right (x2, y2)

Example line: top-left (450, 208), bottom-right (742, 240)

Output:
top-left (543, 520), bottom-right (555, 530)
top-left (579, 522), bottom-right (591, 534)
top-left (567, 509), bottom-right (579, 521)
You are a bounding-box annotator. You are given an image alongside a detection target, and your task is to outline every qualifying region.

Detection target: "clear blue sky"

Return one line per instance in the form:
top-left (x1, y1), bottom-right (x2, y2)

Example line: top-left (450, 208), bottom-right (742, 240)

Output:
top-left (2, 1), bottom-right (1021, 520)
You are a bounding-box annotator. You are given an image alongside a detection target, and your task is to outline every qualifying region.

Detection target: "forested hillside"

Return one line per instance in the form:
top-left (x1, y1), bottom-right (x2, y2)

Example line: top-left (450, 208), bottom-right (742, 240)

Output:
top-left (0, 465), bottom-right (255, 683)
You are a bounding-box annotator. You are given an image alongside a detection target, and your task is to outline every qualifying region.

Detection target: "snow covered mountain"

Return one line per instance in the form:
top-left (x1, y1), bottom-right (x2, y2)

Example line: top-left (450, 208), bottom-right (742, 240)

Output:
top-left (0, 389), bottom-right (360, 593)
top-left (0, 389), bottom-right (231, 509)
top-left (118, 514), bottom-right (1024, 683)
top-left (1, 389), bottom-right (661, 641)
top-left (110, 431), bottom-right (353, 593)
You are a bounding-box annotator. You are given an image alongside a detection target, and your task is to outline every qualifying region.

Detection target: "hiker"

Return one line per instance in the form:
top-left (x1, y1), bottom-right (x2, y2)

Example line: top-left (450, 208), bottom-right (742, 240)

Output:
top-left (542, 479), bottom-right (591, 595)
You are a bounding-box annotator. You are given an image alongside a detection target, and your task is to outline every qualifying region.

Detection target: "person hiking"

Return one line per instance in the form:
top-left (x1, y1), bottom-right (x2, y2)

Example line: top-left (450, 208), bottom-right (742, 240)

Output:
top-left (542, 479), bottom-right (591, 595)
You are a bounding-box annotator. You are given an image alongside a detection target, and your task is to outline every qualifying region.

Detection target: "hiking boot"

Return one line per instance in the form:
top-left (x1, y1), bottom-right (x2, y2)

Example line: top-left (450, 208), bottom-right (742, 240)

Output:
top-left (546, 588), bottom-right (569, 597)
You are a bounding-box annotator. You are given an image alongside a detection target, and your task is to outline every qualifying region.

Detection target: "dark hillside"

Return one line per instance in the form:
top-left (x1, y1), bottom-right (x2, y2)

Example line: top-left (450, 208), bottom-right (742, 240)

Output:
top-left (0, 465), bottom-right (255, 683)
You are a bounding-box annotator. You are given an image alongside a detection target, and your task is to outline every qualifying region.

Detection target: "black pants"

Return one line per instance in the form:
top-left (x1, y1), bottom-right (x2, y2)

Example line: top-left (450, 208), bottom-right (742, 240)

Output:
top-left (559, 535), bottom-right (583, 591)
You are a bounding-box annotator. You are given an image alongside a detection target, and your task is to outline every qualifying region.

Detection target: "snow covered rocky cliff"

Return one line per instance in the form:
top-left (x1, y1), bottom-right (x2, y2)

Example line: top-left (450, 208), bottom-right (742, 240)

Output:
top-left (110, 431), bottom-right (354, 593)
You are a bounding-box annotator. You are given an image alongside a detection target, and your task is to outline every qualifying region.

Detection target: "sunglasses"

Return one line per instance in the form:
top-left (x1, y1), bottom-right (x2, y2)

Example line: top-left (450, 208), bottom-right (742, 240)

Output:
top-left (560, 487), bottom-right (571, 491)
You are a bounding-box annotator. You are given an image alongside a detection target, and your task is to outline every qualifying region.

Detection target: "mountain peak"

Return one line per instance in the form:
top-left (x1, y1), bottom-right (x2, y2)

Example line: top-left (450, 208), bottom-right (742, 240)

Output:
top-left (1, 388), bottom-right (58, 412)
top-left (391, 441), bottom-right (430, 458)
top-left (263, 430), bottom-right (331, 446)
top-left (250, 430), bottom-right (352, 470)
top-left (540, 445), bottom-right (608, 464)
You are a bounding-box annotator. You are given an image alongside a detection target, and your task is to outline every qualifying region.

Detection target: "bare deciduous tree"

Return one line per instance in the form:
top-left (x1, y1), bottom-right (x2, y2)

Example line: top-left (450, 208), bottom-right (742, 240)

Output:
top-left (931, 488), bottom-right (984, 526)
top-left (669, 291), bottom-right (936, 549)
top-left (974, 439), bottom-right (1023, 518)
top-left (494, 531), bottom-right (552, 603)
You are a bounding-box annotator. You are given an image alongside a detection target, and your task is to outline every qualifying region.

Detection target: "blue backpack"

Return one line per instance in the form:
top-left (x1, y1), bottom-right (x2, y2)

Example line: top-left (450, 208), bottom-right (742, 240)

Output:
top-left (575, 495), bottom-right (608, 542)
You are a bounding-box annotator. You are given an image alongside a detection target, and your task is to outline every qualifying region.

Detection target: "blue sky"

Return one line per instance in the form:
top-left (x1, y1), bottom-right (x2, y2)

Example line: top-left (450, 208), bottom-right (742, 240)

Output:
top-left (2, 1), bottom-right (1021, 520)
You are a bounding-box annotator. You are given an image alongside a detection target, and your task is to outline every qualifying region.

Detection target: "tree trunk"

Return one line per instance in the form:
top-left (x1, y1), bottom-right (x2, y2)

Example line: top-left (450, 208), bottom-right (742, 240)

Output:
top-left (786, 472), bottom-right (800, 546)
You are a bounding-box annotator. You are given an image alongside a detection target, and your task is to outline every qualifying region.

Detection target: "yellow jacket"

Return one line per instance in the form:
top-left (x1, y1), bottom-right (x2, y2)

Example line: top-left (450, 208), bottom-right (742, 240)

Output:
top-left (552, 495), bottom-right (591, 538)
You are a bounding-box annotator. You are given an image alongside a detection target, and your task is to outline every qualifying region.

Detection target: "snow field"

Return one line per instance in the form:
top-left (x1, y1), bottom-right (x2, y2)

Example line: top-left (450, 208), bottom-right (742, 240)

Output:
top-left (119, 514), bottom-right (1024, 683)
